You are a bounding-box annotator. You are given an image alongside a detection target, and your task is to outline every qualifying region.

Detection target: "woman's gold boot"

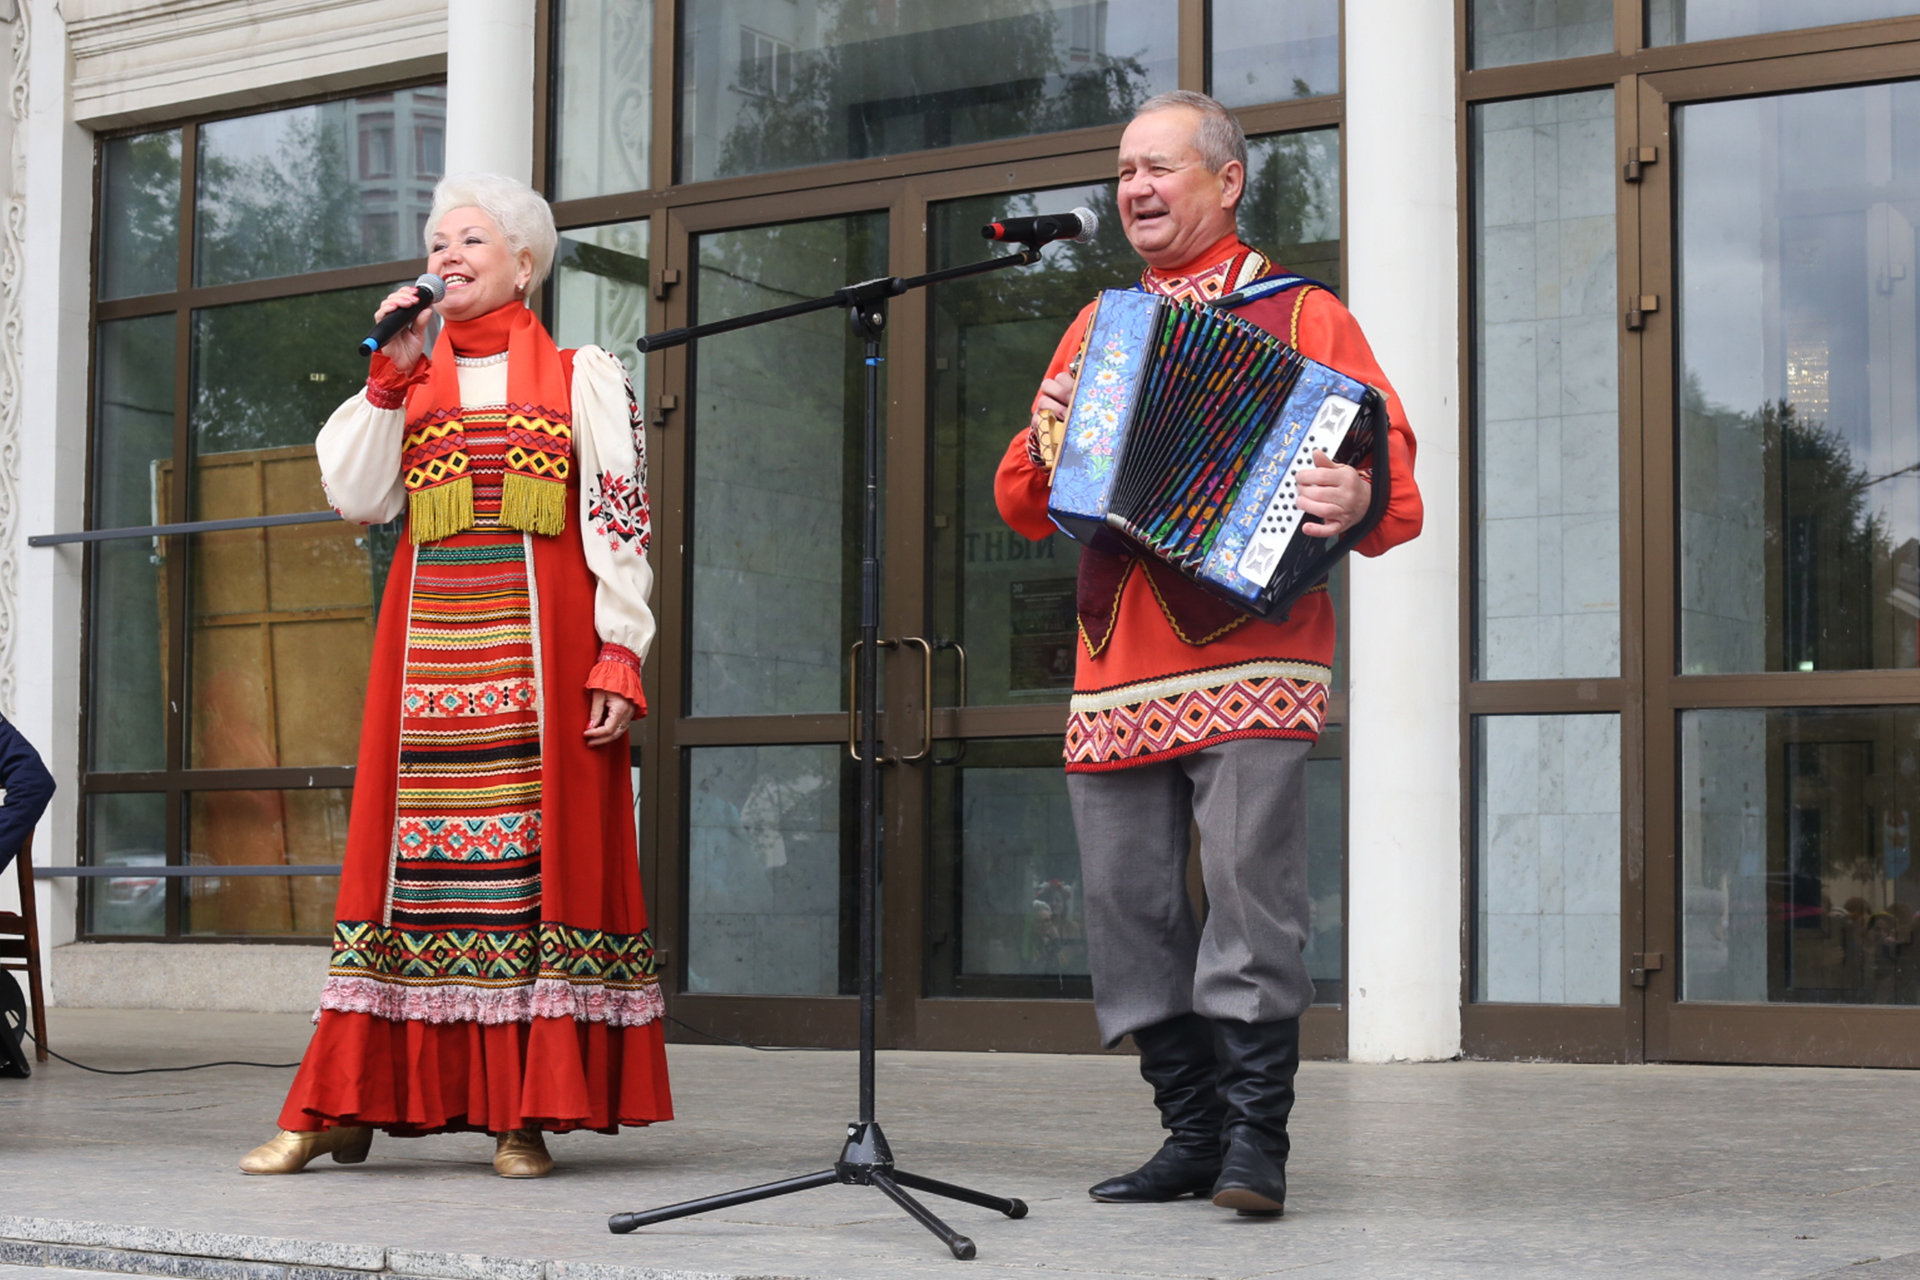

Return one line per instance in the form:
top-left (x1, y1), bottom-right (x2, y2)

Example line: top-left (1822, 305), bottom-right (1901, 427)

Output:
top-left (238, 1126), bottom-right (373, 1175)
top-left (493, 1128), bottom-right (554, 1178)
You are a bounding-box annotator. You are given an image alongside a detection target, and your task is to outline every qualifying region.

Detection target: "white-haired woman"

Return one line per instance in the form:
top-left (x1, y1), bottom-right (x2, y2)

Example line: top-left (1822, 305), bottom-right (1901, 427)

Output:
top-left (240, 173), bottom-right (670, 1178)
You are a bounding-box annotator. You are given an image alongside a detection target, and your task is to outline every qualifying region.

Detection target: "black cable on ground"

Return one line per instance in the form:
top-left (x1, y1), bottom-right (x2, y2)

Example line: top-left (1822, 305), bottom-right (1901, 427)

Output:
top-left (15, 1017), bottom-right (826, 1074)
top-left (22, 1030), bottom-right (299, 1075)
top-left (663, 1014), bottom-right (832, 1052)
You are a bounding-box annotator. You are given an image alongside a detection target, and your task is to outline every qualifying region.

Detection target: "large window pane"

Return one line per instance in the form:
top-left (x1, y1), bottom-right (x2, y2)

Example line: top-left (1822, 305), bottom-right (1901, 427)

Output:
top-left (926, 738), bottom-right (1089, 997)
top-left (928, 130), bottom-right (1341, 708)
top-left (89, 316), bottom-right (175, 773)
top-left (195, 87), bottom-right (445, 286)
top-left (184, 788), bottom-right (346, 937)
top-left (85, 793), bottom-right (168, 937)
top-left (689, 213), bottom-right (886, 717)
top-left (928, 183), bottom-right (1108, 708)
top-left (1209, 0), bottom-right (1338, 107)
top-left (1679, 86), bottom-right (1920, 675)
top-left (925, 735), bottom-right (1344, 1002)
top-left (98, 129), bottom-right (181, 300)
top-left (551, 218), bottom-right (650, 394)
top-left (686, 745), bottom-right (853, 995)
top-left (553, 0), bottom-right (653, 200)
top-left (1471, 0), bottom-right (1612, 68)
top-left (185, 286), bottom-right (398, 770)
top-left (1682, 707), bottom-right (1920, 1006)
top-left (1649, 0), bottom-right (1920, 45)
top-left (1474, 91), bottom-right (1619, 680)
top-left (678, 0), bottom-right (1175, 184)
top-left (1475, 714), bottom-right (1621, 1005)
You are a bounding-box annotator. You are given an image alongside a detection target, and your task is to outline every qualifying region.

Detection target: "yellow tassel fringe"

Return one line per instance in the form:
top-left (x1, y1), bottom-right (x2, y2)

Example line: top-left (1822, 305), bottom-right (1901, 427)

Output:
top-left (409, 477), bottom-right (475, 544)
top-left (500, 473), bottom-right (568, 537)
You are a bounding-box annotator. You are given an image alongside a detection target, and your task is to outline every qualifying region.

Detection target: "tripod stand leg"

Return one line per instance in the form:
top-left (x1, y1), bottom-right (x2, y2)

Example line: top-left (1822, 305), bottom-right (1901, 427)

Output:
top-left (608, 1168), bottom-right (839, 1234)
top-left (890, 1168), bottom-right (1029, 1219)
top-left (869, 1170), bottom-right (977, 1260)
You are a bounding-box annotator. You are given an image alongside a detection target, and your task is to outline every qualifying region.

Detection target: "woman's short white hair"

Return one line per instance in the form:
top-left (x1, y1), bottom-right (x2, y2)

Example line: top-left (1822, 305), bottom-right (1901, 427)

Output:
top-left (425, 173), bottom-right (559, 295)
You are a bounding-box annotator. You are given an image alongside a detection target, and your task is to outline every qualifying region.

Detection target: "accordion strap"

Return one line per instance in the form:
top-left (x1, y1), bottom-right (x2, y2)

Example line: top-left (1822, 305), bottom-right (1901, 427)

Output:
top-left (1211, 273), bottom-right (1334, 310)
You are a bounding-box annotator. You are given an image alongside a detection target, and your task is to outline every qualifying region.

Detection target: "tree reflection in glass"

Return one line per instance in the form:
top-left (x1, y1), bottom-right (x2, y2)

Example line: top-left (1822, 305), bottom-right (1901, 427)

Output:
top-left (680, 0), bottom-right (1175, 183)
top-left (195, 87), bottom-right (446, 287)
top-left (98, 130), bottom-right (182, 300)
top-left (1679, 84), bottom-right (1920, 674)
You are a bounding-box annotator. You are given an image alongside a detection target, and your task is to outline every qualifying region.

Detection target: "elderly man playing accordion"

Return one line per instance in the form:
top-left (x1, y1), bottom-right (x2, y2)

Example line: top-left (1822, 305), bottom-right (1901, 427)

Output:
top-left (995, 90), bottom-right (1423, 1217)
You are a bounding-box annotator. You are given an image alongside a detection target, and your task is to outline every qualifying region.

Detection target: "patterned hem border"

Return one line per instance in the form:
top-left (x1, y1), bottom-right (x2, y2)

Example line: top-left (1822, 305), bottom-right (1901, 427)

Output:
top-left (1070, 659), bottom-right (1334, 712)
top-left (1064, 725), bottom-right (1321, 771)
top-left (316, 976), bottom-right (665, 1027)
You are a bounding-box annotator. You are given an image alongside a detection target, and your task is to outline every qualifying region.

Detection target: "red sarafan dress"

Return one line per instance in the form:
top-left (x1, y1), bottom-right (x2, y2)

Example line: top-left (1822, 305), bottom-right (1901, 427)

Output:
top-left (281, 302), bottom-right (670, 1135)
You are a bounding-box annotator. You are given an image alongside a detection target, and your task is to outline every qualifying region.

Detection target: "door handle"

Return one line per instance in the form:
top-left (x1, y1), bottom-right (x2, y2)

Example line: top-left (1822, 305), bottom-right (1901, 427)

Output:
top-left (895, 637), bottom-right (932, 762)
top-left (847, 639), bottom-right (897, 763)
top-left (1629, 951), bottom-right (1665, 988)
top-left (932, 639), bottom-right (967, 766)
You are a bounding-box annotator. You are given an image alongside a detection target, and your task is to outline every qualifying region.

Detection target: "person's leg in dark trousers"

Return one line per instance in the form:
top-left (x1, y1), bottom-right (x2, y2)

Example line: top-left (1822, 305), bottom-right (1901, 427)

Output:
top-left (1068, 760), bottom-right (1225, 1201)
top-left (1185, 737), bottom-right (1315, 1214)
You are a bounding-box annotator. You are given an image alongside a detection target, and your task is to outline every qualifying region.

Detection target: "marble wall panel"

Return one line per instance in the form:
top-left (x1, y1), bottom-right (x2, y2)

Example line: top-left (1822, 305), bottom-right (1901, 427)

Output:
top-left (1475, 714), bottom-right (1622, 1004)
top-left (1474, 89), bottom-right (1620, 681)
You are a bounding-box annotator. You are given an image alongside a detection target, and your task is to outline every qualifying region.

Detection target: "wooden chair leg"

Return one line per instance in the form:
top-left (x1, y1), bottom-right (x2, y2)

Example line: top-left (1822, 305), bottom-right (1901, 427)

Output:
top-left (16, 831), bottom-right (45, 1062)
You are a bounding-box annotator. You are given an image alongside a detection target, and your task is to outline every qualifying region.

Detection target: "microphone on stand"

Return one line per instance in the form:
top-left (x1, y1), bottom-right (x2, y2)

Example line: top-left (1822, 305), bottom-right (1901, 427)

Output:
top-left (980, 207), bottom-right (1099, 247)
top-left (359, 274), bottom-right (447, 355)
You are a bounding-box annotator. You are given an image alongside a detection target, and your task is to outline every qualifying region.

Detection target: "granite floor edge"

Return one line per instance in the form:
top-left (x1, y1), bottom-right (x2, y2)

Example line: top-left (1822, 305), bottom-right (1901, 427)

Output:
top-left (0, 1220), bottom-right (799, 1280)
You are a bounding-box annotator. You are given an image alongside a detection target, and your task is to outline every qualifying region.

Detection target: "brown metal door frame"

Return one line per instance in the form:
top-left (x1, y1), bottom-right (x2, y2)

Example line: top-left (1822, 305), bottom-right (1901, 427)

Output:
top-left (1458, 66), bottom-right (1647, 1065)
top-left (1636, 43), bottom-right (1920, 1068)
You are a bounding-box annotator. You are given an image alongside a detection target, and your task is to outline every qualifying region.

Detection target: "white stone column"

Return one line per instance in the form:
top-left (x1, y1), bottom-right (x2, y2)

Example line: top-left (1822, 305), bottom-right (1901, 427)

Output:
top-left (8, 0), bottom-right (96, 957)
top-left (1341, 0), bottom-right (1463, 1062)
top-left (443, 0), bottom-right (538, 183)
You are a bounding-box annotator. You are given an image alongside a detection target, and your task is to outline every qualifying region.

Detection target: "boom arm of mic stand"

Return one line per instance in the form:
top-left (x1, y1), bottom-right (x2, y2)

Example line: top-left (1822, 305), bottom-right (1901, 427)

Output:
top-left (633, 247), bottom-right (1045, 354)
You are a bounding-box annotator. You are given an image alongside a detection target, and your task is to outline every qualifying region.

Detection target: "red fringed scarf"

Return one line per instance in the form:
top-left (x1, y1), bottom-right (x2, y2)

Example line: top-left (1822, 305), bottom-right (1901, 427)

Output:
top-left (400, 303), bottom-right (573, 543)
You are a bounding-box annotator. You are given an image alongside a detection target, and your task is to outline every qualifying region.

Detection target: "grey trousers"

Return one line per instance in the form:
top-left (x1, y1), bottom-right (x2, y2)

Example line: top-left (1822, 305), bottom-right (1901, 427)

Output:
top-left (1067, 736), bottom-right (1315, 1047)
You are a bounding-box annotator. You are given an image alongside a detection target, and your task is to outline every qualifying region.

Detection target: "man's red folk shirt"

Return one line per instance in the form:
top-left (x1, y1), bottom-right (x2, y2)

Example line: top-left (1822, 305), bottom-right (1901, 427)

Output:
top-left (994, 235), bottom-right (1424, 771)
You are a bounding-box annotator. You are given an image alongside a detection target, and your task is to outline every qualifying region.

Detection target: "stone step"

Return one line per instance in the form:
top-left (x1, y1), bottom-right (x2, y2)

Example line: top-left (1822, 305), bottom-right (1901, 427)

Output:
top-left (0, 1220), bottom-right (759, 1280)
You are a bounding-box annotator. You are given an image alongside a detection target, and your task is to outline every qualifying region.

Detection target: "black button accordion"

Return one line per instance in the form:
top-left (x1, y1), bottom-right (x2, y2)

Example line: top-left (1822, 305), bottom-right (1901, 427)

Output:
top-left (1046, 286), bottom-right (1392, 620)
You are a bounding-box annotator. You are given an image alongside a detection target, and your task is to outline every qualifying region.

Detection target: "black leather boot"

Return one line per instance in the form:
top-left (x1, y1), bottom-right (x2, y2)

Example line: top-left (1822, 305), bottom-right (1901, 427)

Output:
top-left (1088, 1013), bottom-right (1225, 1202)
top-left (1210, 1016), bottom-right (1299, 1216)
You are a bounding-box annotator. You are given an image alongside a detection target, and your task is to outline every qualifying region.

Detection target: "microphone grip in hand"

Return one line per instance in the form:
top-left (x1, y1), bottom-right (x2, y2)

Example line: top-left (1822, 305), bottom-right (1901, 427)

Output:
top-left (358, 281), bottom-right (439, 356)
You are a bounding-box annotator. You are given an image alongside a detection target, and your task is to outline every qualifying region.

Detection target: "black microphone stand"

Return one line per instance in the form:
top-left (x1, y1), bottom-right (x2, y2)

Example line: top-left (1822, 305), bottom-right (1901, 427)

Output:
top-left (608, 242), bottom-right (1050, 1260)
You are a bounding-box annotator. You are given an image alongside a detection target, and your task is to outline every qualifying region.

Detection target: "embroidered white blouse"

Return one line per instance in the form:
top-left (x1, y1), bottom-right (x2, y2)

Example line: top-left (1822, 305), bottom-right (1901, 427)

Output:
top-left (314, 343), bottom-right (656, 688)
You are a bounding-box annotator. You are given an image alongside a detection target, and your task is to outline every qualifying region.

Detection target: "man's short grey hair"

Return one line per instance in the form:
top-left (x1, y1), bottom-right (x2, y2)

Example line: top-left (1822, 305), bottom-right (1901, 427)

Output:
top-left (1134, 90), bottom-right (1249, 176)
top-left (425, 173), bottom-right (559, 295)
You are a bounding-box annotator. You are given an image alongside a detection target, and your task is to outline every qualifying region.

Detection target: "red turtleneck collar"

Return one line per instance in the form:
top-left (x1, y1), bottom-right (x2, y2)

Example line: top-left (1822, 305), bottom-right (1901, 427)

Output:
top-left (441, 300), bottom-right (525, 358)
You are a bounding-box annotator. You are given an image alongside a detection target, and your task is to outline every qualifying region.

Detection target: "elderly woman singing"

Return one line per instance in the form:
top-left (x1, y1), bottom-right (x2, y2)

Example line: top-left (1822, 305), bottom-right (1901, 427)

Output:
top-left (240, 174), bottom-right (669, 1178)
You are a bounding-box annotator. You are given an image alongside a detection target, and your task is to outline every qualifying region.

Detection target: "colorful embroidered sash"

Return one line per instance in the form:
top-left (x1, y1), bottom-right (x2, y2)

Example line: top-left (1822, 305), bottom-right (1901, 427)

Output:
top-left (401, 303), bottom-right (573, 543)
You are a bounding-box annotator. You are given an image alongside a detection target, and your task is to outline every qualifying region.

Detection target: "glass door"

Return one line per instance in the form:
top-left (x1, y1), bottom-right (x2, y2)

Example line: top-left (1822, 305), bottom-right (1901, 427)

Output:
top-left (1641, 63), bottom-right (1920, 1066)
top-left (906, 138), bottom-right (1352, 1054)
top-left (638, 133), bottom-right (1354, 1053)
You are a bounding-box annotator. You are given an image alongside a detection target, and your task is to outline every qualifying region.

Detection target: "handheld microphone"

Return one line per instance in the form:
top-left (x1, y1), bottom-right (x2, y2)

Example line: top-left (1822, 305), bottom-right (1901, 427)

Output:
top-left (981, 207), bottom-right (1099, 247)
top-left (359, 274), bottom-right (447, 355)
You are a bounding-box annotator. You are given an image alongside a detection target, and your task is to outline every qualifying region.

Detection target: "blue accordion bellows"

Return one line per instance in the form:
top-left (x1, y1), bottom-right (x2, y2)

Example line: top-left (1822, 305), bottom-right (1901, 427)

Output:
top-left (1047, 288), bottom-right (1391, 621)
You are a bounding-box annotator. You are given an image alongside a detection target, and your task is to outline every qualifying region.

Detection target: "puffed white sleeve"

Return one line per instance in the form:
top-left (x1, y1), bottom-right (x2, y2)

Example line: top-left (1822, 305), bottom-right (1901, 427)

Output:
top-left (315, 359), bottom-right (419, 525)
top-left (572, 345), bottom-right (656, 712)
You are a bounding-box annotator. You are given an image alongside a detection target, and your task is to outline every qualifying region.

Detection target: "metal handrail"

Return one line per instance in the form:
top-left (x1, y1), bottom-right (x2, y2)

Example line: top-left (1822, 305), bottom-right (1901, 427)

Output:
top-left (28, 510), bottom-right (347, 548)
top-left (32, 865), bottom-right (344, 878)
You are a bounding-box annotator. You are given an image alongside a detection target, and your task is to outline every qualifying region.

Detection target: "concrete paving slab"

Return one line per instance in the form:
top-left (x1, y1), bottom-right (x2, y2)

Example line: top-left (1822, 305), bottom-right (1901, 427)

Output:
top-left (2, 1009), bottom-right (1918, 1280)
